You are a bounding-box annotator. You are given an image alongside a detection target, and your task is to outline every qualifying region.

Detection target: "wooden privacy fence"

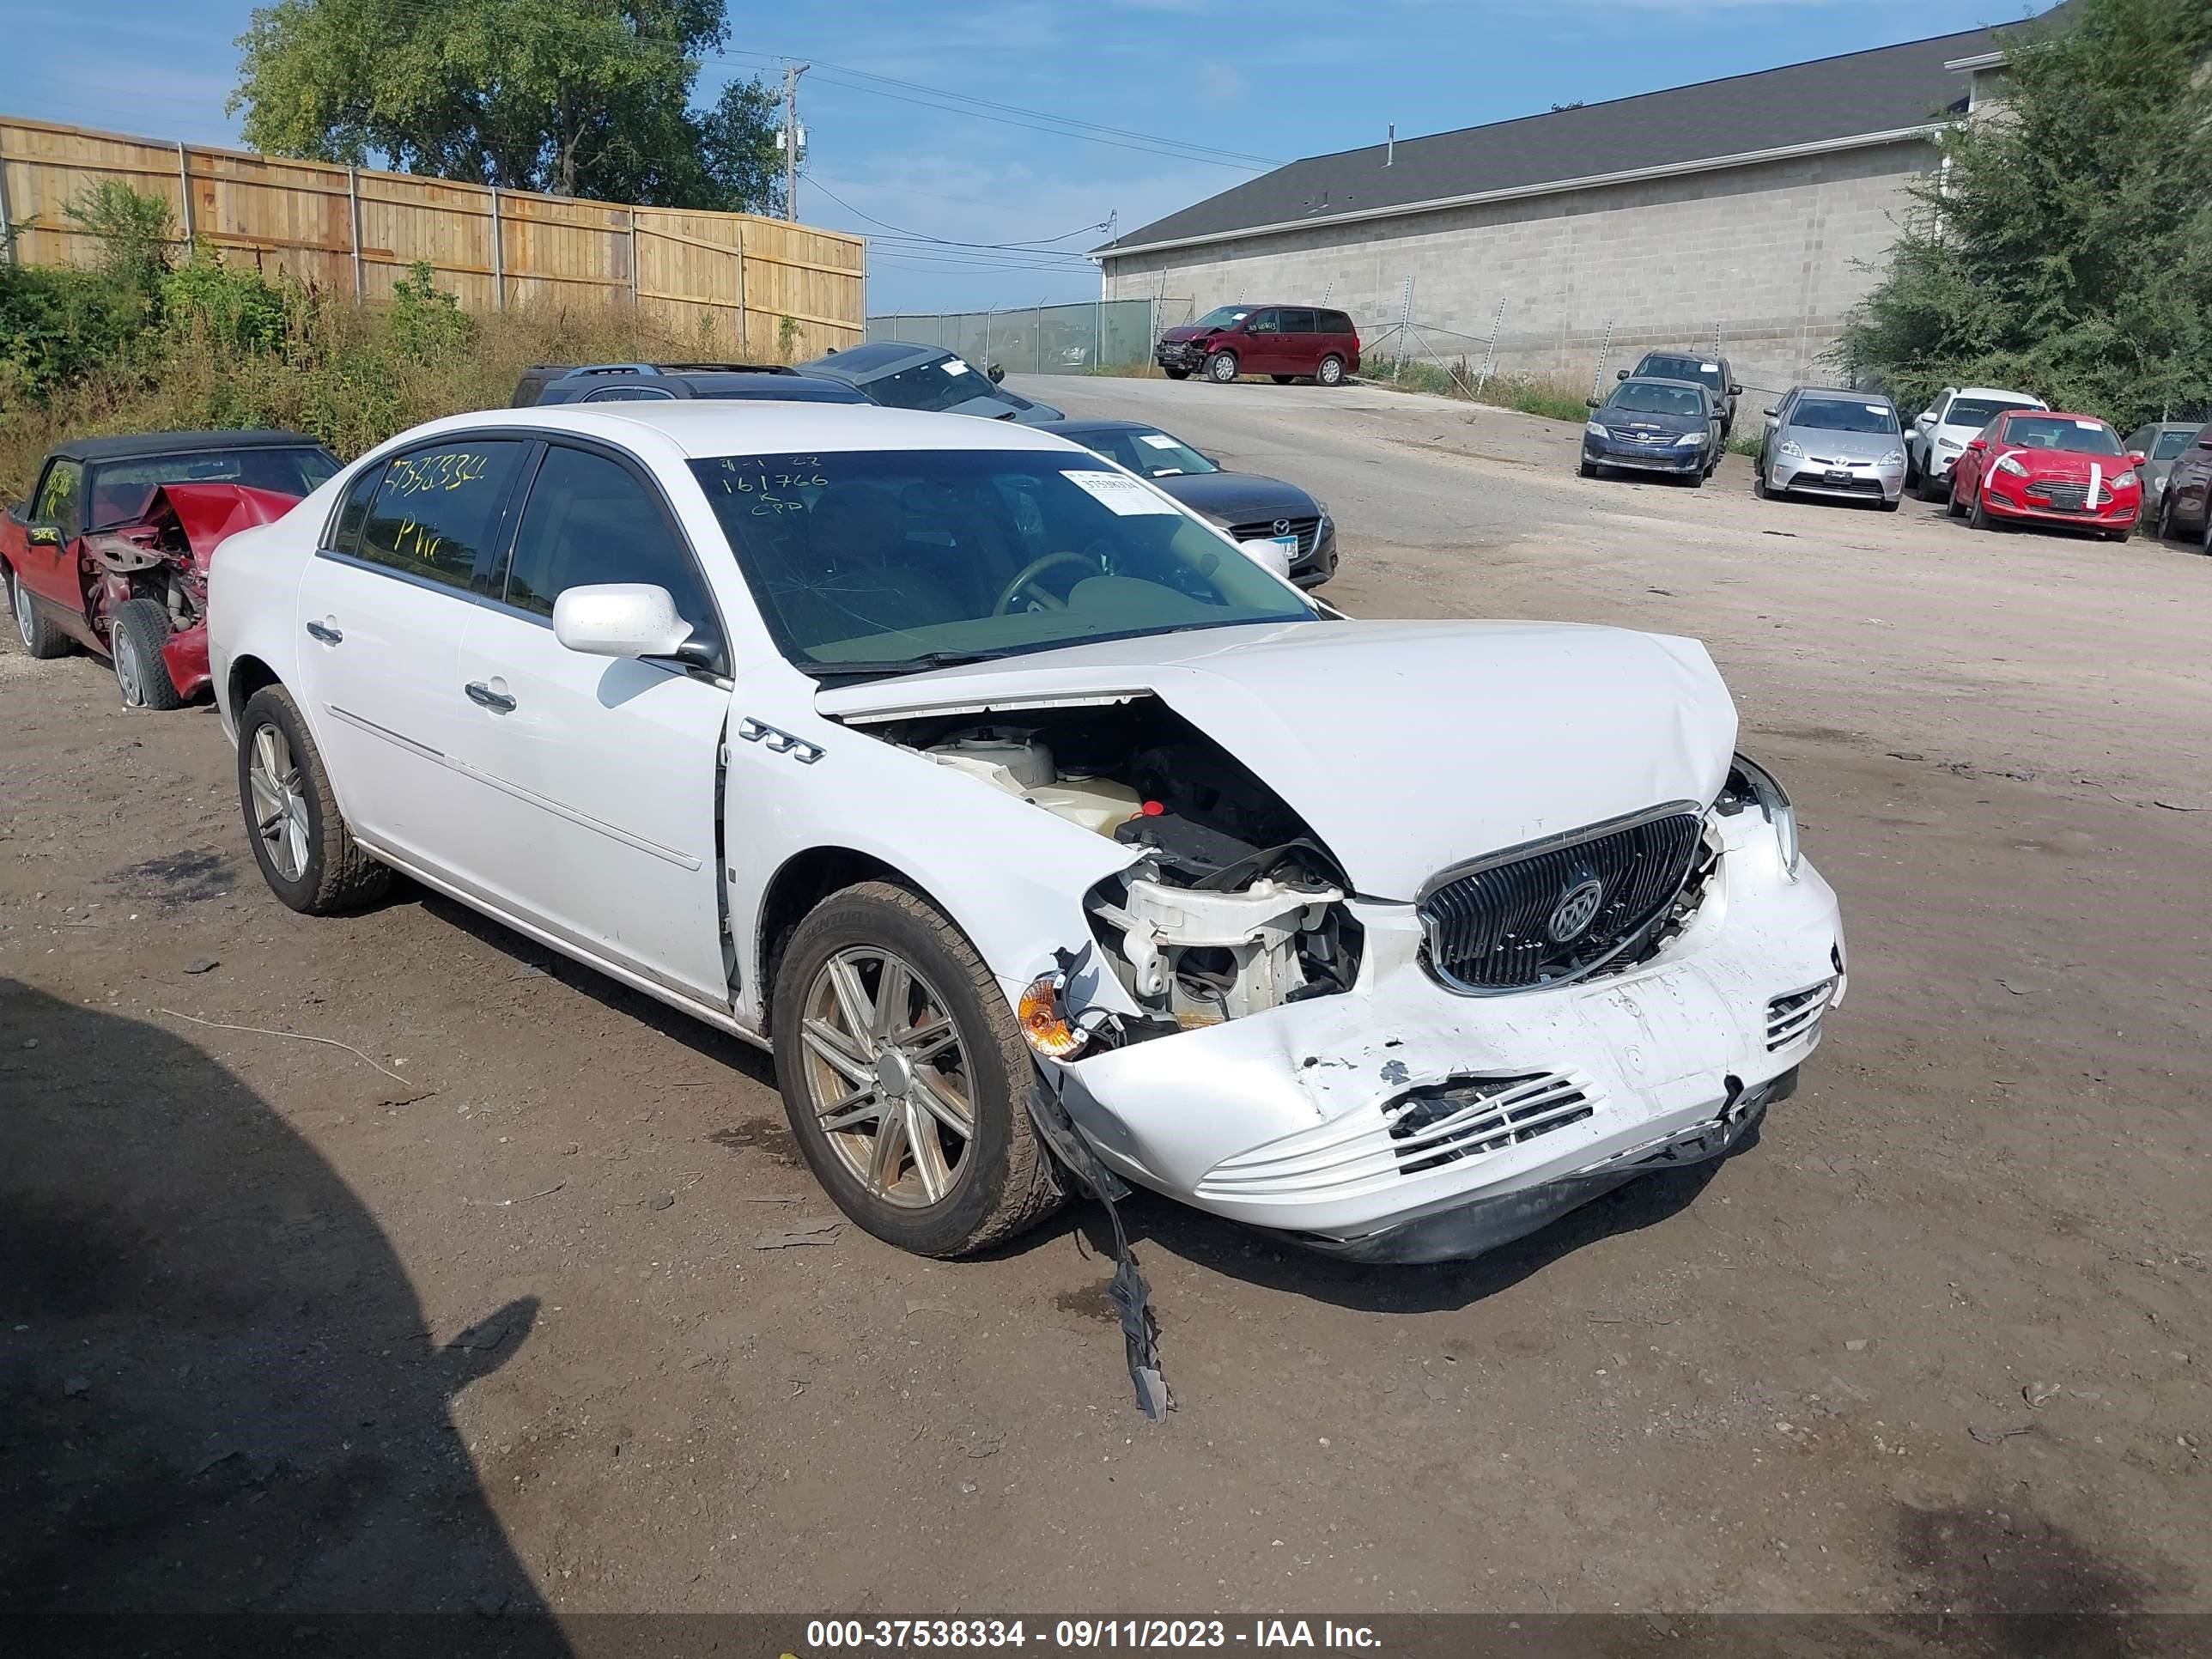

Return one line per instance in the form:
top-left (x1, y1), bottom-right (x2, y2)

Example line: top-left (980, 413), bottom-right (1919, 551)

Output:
top-left (0, 115), bottom-right (867, 360)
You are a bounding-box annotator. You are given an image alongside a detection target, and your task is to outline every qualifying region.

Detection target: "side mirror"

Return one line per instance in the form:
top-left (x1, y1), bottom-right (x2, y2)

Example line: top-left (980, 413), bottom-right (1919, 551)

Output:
top-left (1727, 383), bottom-right (1743, 397)
top-left (987, 364), bottom-right (1006, 384)
top-left (1585, 396), bottom-right (1602, 409)
top-left (552, 584), bottom-right (695, 660)
top-left (2128, 450), bottom-right (2147, 467)
top-left (27, 524), bottom-right (64, 549)
top-left (1615, 369), bottom-right (1629, 381)
top-left (1966, 438), bottom-right (1988, 453)
top-left (1763, 406), bottom-right (1779, 418)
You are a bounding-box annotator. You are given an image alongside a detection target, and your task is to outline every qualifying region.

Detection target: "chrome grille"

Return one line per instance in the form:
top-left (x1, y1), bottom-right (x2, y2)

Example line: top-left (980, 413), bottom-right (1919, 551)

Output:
top-left (1386, 1073), bottom-right (1595, 1176)
top-left (1419, 809), bottom-right (1705, 994)
top-left (1765, 978), bottom-right (1837, 1051)
top-left (1229, 516), bottom-right (1321, 556)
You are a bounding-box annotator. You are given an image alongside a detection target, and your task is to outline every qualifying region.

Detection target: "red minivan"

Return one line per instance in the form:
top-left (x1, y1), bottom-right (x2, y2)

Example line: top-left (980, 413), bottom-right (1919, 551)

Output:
top-left (1155, 306), bottom-right (1362, 387)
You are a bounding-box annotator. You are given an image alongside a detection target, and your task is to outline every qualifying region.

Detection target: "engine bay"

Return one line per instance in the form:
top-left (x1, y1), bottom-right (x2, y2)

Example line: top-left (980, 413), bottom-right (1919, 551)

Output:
top-left (867, 696), bottom-right (1363, 1032)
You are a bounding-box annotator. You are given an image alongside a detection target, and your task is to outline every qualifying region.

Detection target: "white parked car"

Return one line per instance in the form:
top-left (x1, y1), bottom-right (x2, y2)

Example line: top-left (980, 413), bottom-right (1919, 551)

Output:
top-left (208, 404), bottom-right (1844, 1264)
top-left (1906, 386), bottom-right (2047, 501)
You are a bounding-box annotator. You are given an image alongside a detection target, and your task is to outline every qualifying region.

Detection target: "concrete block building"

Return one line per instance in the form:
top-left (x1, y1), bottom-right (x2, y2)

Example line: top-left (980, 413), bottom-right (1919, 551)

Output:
top-left (1092, 9), bottom-right (2063, 398)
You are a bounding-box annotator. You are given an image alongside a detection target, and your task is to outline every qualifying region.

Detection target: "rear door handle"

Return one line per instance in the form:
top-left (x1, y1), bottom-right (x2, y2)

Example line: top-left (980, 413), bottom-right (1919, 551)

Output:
top-left (305, 620), bottom-right (343, 645)
top-left (465, 681), bottom-right (516, 713)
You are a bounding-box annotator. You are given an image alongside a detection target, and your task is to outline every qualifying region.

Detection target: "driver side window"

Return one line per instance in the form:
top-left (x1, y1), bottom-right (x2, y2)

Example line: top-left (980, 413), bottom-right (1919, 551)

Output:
top-left (1245, 309), bottom-right (1279, 335)
top-left (33, 461), bottom-right (83, 539)
top-left (501, 444), bottom-right (725, 670)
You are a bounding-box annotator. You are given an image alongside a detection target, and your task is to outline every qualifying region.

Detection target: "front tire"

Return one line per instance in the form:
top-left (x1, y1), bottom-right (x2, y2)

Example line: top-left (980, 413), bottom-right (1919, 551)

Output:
top-left (235, 684), bottom-right (390, 914)
top-left (1578, 459), bottom-right (1600, 479)
top-left (1969, 488), bottom-right (2000, 532)
top-left (109, 598), bottom-right (185, 710)
top-left (1162, 368), bottom-right (1190, 381)
top-left (1206, 350), bottom-right (1239, 384)
top-left (9, 568), bottom-right (71, 659)
top-left (2154, 491), bottom-right (2176, 543)
top-left (771, 882), bottom-right (1063, 1258)
top-left (1917, 466), bottom-right (1947, 503)
top-left (1316, 354), bottom-right (1346, 387)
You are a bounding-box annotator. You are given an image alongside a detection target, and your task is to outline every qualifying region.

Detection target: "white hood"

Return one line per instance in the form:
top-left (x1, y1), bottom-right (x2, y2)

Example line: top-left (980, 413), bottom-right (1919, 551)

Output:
top-left (817, 619), bottom-right (1739, 901)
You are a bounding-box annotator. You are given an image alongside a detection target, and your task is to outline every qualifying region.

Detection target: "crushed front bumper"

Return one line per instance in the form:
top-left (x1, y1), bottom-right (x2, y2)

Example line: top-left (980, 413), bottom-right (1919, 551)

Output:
top-left (1043, 822), bottom-right (1843, 1261)
top-left (1155, 341), bottom-right (1206, 374)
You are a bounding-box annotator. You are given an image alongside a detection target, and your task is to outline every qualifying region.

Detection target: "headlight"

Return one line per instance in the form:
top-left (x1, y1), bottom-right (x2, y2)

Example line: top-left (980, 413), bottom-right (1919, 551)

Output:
top-left (1585, 421), bottom-right (1607, 438)
top-left (1879, 449), bottom-right (1905, 466)
top-left (1936, 435), bottom-right (1963, 451)
top-left (1994, 454), bottom-right (2027, 477)
top-left (1726, 753), bottom-right (1800, 878)
top-left (1778, 440), bottom-right (1803, 459)
top-left (2109, 470), bottom-right (2136, 490)
top-left (1674, 431), bottom-right (1705, 447)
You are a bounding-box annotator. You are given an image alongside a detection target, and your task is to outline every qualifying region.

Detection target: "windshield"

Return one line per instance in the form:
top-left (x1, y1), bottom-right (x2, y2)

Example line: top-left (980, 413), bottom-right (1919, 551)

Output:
top-left (1641, 356), bottom-right (1724, 392)
top-left (1077, 428), bottom-right (1218, 478)
top-left (85, 447), bottom-right (338, 531)
top-left (2003, 416), bottom-right (2124, 456)
top-left (1607, 382), bottom-right (1707, 418)
top-left (1192, 307), bottom-right (1251, 330)
top-left (690, 449), bottom-right (1314, 678)
top-left (1945, 397), bottom-right (2038, 428)
top-left (2152, 428), bottom-right (2193, 460)
top-left (1792, 398), bottom-right (1900, 435)
top-left (858, 356), bottom-right (1019, 415)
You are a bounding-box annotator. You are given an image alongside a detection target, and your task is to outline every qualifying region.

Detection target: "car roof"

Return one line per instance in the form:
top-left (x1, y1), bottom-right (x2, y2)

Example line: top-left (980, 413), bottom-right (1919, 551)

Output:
top-left (1616, 376), bottom-right (1711, 397)
top-left (52, 429), bottom-right (327, 464)
top-left (803, 342), bottom-right (951, 376)
top-left (1638, 349), bottom-right (1727, 365)
top-left (385, 401), bottom-right (1094, 462)
top-left (2006, 410), bottom-right (2110, 425)
top-left (1948, 386), bottom-right (2043, 404)
top-left (537, 373), bottom-right (869, 404)
top-left (1791, 386), bottom-right (1895, 404)
top-left (1032, 418), bottom-right (1165, 438)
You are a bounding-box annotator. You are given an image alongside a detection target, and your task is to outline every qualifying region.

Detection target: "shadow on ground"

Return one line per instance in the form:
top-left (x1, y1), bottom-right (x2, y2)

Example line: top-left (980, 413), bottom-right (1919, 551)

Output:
top-left (0, 979), bottom-right (567, 1650)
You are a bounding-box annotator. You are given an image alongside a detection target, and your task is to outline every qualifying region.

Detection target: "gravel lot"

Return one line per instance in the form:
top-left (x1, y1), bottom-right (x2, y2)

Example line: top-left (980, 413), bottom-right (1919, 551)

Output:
top-left (3, 375), bottom-right (2207, 1631)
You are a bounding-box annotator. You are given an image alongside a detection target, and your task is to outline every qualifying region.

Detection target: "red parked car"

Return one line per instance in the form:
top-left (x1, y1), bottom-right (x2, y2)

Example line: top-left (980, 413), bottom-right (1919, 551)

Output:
top-left (1948, 410), bottom-right (2145, 541)
top-left (3, 430), bottom-right (337, 707)
top-left (1154, 305), bottom-right (1361, 387)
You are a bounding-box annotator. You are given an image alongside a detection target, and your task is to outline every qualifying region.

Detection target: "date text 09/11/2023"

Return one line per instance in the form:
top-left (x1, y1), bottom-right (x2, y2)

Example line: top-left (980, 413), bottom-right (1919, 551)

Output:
top-left (801, 1619), bottom-right (1383, 1650)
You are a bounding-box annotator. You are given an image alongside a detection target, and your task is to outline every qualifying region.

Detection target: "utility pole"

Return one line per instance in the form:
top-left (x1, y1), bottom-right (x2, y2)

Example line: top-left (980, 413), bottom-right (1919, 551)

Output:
top-left (781, 63), bottom-right (810, 222)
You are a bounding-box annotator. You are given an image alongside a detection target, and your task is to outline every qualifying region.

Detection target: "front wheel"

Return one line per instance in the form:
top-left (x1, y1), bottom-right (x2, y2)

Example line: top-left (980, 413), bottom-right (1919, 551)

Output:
top-left (1684, 469), bottom-right (1704, 489)
top-left (2154, 492), bottom-right (2176, 542)
top-left (1969, 488), bottom-right (2000, 532)
top-left (110, 598), bottom-right (185, 710)
top-left (772, 882), bottom-right (1064, 1258)
top-left (1917, 467), bottom-right (1947, 503)
top-left (1162, 368), bottom-right (1190, 381)
top-left (1316, 354), bottom-right (1346, 387)
top-left (235, 684), bottom-right (391, 914)
top-left (1206, 350), bottom-right (1239, 383)
top-left (9, 568), bottom-right (71, 659)
top-left (1578, 459), bottom-right (1599, 479)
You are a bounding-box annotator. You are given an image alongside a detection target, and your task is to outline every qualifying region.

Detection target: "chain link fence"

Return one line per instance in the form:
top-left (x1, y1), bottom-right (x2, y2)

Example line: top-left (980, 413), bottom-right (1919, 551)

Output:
top-left (863, 298), bottom-right (1180, 374)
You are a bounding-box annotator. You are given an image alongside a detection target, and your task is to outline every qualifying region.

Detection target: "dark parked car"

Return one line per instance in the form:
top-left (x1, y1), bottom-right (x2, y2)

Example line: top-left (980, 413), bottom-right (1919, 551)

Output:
top-left (1036, 418), bottom-right (1338, 588)
top-left (2150, 419), bottom-right (2212, 551)
top-left (799, 343), bottom-right (1063, 424)
top-left (512, 362), bottom-right (868, 407)
top-left (2, 430), bottom-right (338, 707)
top-left (2123, 421), bottom-right (2201, 522)
top-left (1580, 379), bottom-right (1722, 485)
top-left (1620, 349), bottom-right (1741, 436)
top-left (1154, 306), bottom-right (1361, 387)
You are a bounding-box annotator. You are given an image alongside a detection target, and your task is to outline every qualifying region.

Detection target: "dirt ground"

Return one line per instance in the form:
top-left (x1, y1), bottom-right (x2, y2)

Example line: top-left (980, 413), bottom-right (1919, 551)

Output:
top-left (3, 377), bottom-right (2207, 1635)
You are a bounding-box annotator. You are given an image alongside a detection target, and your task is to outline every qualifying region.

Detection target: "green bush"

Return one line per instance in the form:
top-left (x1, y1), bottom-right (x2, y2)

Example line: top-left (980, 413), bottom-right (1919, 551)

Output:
top-left (387, 261), bottom-right (472, 363)
top-left (159, 247), bottom-right (292, 356)
top-left (0, 264), bottom-right (144, 408)
top-left (60, 180), bottom-right (175, 303)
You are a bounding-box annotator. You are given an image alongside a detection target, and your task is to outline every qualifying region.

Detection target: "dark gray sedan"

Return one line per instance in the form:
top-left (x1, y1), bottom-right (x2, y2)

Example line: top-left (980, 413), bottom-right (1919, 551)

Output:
top-left (800, 342), bottom-right (1064, 425)
top-left (1033, 418), bottom-right (1337, 588)
top-left (2123, 422), bottom-right (2202, 520)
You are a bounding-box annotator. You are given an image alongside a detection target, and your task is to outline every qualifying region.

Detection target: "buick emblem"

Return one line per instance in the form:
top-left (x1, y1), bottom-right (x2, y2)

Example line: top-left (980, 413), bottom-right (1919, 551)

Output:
top-left (1272, 519), bottom-right (1291, 536)
top-left (1547, 878), bottom-right (1605, 944)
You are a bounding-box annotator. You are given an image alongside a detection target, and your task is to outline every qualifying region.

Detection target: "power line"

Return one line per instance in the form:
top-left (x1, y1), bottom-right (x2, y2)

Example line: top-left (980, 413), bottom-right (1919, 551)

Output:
top-left (805, 178), bottom-right (1103, 252)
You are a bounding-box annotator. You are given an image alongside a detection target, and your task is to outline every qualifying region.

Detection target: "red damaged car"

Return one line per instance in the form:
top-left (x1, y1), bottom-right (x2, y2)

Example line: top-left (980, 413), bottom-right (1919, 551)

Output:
top-left (3, 431), bottom-right (337, 707)
top-left (1948, 409), bottom-right (2145, 541)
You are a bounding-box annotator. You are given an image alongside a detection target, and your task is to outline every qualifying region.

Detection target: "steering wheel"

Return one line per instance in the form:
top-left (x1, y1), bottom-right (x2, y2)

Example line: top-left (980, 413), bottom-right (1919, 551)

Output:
top-left (993, 550), bottom-right (1095, 616)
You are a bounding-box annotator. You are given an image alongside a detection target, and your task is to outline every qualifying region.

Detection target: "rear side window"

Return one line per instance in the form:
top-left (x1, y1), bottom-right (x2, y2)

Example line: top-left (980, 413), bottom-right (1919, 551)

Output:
top-left (1279, 308), bottom-right (1317, 334)
top-left (356, 441), bottom-right (530, 592)
top-left (330, 465), bottom-right (381, 555)
top-left (1319, 311), bottom-right (1354, 336)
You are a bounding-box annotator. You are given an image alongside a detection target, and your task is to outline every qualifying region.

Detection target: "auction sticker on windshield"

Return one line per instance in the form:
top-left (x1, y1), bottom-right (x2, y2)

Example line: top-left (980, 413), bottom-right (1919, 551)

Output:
top-left (1137, 434), bottom-right (1181, 449)
top-left (1063, 471), bottom-right (1179, 514)
top-left (941, 360), bottom-right (969, 376)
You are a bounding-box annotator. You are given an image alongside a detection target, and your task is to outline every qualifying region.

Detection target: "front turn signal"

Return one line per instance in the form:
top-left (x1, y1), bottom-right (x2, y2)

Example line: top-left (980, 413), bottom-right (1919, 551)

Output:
top-left (1018, 973), bottom-right (1087, 1060)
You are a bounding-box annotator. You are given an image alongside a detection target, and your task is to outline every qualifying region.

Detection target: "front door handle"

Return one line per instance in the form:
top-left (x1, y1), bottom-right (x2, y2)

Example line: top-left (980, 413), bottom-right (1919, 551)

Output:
top-left (465, 680), bottom-right (516, 713)
top-left (305, 620), bottom-right (343, 645)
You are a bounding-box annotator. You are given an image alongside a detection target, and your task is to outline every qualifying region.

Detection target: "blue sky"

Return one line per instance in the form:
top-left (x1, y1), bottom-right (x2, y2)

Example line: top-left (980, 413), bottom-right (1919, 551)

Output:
top-left (5, 0), bottom-right (2045, 314)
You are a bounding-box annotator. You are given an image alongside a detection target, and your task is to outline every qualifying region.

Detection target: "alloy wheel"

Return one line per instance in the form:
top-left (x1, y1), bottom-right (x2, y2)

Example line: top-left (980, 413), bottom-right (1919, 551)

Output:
top-left (798, 945), bottom-right (975, 1209)
top-left (247, 722), bottom-right (313, 882)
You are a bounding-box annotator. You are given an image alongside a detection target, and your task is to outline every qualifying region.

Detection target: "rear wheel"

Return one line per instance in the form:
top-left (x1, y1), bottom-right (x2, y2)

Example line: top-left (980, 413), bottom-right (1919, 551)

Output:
top-left (772, 882), bottom-right (1063, 1257)
top-left (1206, 350), bottom-right (1239, 384)
top-left (9, 568), bottom-right (71, 659)
top-left (110, 598), bottom-right (185, 710)
top-left (1316, 354), bottom-right (1346, 387)
top-left (235, 684), bottom-right (391, 914)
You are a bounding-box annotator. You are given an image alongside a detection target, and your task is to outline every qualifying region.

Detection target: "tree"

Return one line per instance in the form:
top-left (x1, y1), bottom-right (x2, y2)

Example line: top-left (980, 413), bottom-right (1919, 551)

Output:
top-left (1836, 0), bottom-right (2212, 428)
top-left (231, 0), bottom-right (786, 213)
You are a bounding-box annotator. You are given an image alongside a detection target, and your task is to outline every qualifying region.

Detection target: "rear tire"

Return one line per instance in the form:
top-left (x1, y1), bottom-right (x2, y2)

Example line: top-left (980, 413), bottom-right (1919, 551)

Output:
top-left (1316, 354), bottom-right (1346, 387)
top-left (1162, 368), bottom-right (1190, 381)
top-left (771, 881), bottom-right (1064, 1258)
top-left (235, 684), bottom-right (391, 915)
top-left (9, 568), bottom-right (71, 659)
top-left (1206, 350), bottom-right (1239, 384)
top-left (109, 598), bottom-right (185, 710)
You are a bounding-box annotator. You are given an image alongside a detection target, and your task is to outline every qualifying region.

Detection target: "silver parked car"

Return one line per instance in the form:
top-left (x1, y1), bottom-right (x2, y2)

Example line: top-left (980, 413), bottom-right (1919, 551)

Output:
top-left (1754, 387), bottom-right (1906, 510)
top-left (2123, 422), bottom-right (2201, 520)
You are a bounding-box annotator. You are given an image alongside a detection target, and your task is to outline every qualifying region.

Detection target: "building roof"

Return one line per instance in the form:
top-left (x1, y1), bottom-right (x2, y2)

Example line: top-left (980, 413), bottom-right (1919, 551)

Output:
top-left (53, 429), bottom-right (326, 464)
top-left (1100, 7), bottom-right (2070, 258)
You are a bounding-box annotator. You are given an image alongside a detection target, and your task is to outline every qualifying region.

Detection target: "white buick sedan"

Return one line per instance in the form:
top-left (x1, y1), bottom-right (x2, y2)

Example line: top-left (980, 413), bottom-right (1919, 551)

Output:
top-left (209, 403), bottom-right (1843, 1264)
